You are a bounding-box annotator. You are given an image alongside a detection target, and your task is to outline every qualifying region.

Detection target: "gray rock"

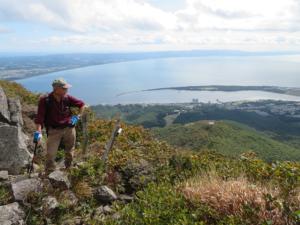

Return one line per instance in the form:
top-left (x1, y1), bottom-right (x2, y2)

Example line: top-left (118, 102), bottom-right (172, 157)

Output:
top-left (7, 177), bottom-right (43, 202)
top-left (7, 98), bottom-right (23, 127)
top-left (59, 190), bottom-right (78, 207)
top-left (112, 213), bottom-right (121, 219)
top-left (120, 194), bottom-right (138, 203)
top-left (104, 205), bottom-right (114, 215)
top-left (18, 220), bottom-right (25, 225)
top-left (40, 196), bottom-right (58, 216)
top-left (0, 84), bottom-right (10, 124)
top-left (93, 186), bottom-right (117, 204)
top-left (48, 170), bottom-right (71, 189)
top-left (75, 219), bottom-right (82, 225)
top-left (0, 202), bottom-right (26, 224)
top-left (0, 123), bottom-right (32, 175)
top-left (32, 163), bottom-right (40, 173)
top-left (0, 170), bottom-right (8, 181)
top-left (92, 206), bottom-right (104, 220)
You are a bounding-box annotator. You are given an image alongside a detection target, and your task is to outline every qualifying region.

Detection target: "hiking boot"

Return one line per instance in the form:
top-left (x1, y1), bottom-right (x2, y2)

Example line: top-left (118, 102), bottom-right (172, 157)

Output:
top-left (64, 161), bottom-right (74, 170)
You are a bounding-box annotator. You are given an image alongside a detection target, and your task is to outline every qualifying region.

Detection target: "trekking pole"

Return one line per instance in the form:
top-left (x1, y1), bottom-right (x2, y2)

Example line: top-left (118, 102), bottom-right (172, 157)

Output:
top-left (27, 141), bottom-right (38, 178)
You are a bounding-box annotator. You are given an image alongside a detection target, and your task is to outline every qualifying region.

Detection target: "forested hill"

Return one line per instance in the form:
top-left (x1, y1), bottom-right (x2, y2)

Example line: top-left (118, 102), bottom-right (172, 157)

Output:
top-left (151, 120), bottom-right (300, 162)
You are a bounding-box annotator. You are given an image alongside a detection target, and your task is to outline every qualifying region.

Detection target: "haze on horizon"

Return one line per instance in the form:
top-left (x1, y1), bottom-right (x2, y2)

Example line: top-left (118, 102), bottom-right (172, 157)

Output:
top-left (0, 0), bottom-right (300, 54)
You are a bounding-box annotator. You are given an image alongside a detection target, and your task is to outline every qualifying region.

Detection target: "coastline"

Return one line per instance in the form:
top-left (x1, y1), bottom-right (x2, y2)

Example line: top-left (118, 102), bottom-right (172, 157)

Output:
top-left (116, 85), bottom-right (300, 98)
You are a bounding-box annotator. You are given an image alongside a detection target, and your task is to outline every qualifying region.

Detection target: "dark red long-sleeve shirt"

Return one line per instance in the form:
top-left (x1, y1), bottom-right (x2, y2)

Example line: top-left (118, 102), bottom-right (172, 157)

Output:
top-left (35, 92), bottom-right (85, 128)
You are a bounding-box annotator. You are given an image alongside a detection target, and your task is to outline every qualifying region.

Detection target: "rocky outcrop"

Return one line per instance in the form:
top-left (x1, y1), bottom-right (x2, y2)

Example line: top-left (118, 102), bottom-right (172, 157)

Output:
top-left (0, 84), bottom-right (10, 123)
top-left (0, 123), bottom-right (32, 175)
top-left (7, 177), bottom-right (43, 202)
top-left (8, 98), bottom-right (23, 127)
top-left (0, 202), bottom-right (26, 224)
top-left (0, 84), bottom-right (32, 175)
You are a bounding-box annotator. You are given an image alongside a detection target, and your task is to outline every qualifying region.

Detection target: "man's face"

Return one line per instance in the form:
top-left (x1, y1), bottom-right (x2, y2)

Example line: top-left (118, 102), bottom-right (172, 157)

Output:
top-left (55, 87), bottom-right (68, 97)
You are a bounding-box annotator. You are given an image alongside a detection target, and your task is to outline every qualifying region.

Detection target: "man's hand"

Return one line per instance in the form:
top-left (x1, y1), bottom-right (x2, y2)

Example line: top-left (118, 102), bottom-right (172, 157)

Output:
top-left (33, 131), bottom-right (42, 143)
top-left (70, 115), bottom-right (80, 126)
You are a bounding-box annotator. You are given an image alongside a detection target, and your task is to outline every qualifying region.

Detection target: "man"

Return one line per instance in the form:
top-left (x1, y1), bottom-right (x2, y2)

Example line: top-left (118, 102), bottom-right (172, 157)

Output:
top-left (34, 78), bottom-right (85, 174)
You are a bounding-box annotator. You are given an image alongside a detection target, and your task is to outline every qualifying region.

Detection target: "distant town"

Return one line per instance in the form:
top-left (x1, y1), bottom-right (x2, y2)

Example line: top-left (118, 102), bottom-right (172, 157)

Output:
top-left (94, 99), bottom-right (300, 117)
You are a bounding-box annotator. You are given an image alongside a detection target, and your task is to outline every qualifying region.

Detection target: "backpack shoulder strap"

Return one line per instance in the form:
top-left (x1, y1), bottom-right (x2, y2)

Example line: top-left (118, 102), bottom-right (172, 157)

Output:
top-left (64, 95), bottom-right (70, 108)
top-left (45, 94), bottom-right (51, 108)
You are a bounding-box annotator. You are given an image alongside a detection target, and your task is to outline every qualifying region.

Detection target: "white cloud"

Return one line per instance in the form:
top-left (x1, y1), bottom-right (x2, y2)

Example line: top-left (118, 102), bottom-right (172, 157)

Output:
top-left (1, 0), bottom-right (300, 51)
top-left (0, 0), bottom-right (176, 33)
top-left (175, 0), bottom-right (299, 31)
top-left (38, 34), bottom-right (300, 46)
top-left (0, 24), bottom-right (13, 33)
top-left (40, 34), bottom-right (126, 45)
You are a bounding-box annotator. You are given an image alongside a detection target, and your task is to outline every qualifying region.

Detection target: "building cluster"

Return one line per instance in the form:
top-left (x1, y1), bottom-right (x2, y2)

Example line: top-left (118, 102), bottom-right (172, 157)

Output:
top-left (215, 100), bottom-right (300, 117)
top-left (268, 104), bottom-right (300, 115)
top-left (100, 102), bottom-right (195, 108)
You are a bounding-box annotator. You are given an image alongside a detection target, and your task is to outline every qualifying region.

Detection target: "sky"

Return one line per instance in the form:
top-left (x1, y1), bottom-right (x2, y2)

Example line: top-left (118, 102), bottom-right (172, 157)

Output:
top-left (0, 0), bottom-right (300, 53)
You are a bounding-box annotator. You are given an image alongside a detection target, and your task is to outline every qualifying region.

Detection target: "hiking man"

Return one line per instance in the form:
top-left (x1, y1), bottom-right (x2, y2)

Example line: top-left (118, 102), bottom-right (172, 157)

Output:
top-left (34, 78), bottom-right (85, 174)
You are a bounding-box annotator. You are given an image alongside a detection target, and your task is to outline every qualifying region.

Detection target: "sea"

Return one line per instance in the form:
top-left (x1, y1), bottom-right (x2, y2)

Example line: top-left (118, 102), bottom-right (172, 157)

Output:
top-left (16, 55), bottom-right (300, 104)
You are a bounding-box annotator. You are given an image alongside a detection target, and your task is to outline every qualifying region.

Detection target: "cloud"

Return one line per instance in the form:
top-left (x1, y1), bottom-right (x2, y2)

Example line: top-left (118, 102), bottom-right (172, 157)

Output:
top-left (38, 34), bottom-right (300, 46)
top-left (175, 0), bottom-right (300, 31)
top-left (40, 34), bottom-right (126, 45)
top-left (0, 24), bottom-right (13, 33)
top-left (0, 0), bottom-right (176, 33)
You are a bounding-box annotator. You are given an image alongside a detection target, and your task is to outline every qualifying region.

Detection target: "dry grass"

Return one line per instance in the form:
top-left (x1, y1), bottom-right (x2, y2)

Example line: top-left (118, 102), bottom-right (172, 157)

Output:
top-left (72, 181), bottom-right (93, 201)
top-left (183, 171), bottom-right (300, 224)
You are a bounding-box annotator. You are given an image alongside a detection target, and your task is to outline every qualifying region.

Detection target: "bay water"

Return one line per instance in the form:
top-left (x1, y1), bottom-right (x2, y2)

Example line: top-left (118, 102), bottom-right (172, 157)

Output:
top-left (17, 55), bottom-right (300, 104)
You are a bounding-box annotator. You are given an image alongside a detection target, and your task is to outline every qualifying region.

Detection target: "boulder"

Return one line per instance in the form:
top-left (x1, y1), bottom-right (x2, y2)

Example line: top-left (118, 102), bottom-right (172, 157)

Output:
top-left (103, 205), bottom-right (114, 215)
top-left (7, 177), bottom-right (43, 202)
top-left (0, 84), bottom-right (10, 123)
top-left (120, 194), bottom-right (138, 204)
top-left (0, 170), bottom-right (9, 181)
top-left (112, 213), bottom-right (121, 219)
top-left (59, 190), bottom-right (78, 207)
top-left (92, 206), bottom-right (104, 220)
top-left (93, 186), bottom-right (117, 204)
top-left (7, 98), bottom-right (23, 127)
top-left (36, 196), bottom-right (58, 216)
top-left (0, 123), bottom-right (32, 175)
top-left (48, 170), bottom-right (71, 189)
top-left (0, 202), bottom-right (26, 224)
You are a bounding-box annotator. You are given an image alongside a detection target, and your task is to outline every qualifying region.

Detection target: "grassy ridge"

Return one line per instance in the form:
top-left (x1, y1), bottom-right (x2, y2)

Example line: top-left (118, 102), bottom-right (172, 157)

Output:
top-left (151, 120), bottom-right (300, 162)
top-left (173, 106), bottom-right (300, 150)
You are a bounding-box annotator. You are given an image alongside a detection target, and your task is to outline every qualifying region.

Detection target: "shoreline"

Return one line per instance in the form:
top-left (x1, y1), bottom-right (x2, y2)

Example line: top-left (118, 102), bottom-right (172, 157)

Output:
top-left (116, 85), bottom-right (300, 98)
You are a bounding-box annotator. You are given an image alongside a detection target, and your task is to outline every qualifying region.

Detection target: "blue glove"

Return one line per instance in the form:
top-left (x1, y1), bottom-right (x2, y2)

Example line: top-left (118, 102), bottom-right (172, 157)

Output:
top-left (70, 116), bottom-right (79, 125)
top-left (33, 131), bottom-right (42, 143)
